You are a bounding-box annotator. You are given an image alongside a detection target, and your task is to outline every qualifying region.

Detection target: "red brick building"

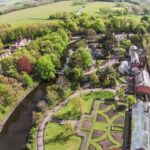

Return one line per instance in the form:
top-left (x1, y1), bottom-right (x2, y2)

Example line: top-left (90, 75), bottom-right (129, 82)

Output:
top-left (135, 70), bottom-right (150, 94)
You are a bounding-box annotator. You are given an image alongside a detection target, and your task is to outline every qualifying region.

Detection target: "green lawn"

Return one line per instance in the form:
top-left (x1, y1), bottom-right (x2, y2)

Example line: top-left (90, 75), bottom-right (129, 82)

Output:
top-left (0, 1), bottom-right (79, 26)
top-left (53, 91), bottom-right (114, 120)
top-left (0, 1), bottom-right (138, 26)
top-left (44, 122), bottom-right (81, 150)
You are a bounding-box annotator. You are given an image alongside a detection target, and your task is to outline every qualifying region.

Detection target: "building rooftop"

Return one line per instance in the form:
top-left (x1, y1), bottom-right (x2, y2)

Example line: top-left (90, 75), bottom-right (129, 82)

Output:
top-left (131, 52), bottom-right (140, 64)
top-left (131, 100), bottom-right (150, 150)
top-left (129, 45), bottom-right (146, 58)
top-left (135, 70), bottom-right (150, 87)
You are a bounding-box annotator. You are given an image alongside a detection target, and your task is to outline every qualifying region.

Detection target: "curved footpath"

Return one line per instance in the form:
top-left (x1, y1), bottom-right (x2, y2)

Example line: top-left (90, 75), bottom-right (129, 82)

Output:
top-left (36, 88), bottom-right (115, 150)
top-left (84, 59), bottom-right (118, 76)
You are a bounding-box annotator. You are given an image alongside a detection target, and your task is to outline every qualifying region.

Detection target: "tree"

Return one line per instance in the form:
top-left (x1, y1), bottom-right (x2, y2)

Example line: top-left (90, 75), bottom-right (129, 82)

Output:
top-left (36, 54), bottom-right (55, 80)
top-left (130, 34), bottom-right (143, 47)
top-left (57, 28), bottom-right (68, 45)
top-left (100, 34), bottom-right (116, 52)
top-left (0, 83), bottom-right (16, 107)
top-left (127, 95), bottom-right (136, 107)
top-left (67, 21), bottom-right (78, 32)
top-left (17, 56), bottom-right (33, 74)
top-left (69, 67), bottom-right (84, 82)
top-left (73, 39), bottom-right (87, 49)
top-left (5, 65), bottom-right (18, 78)
top-left (69, 48), bottom-right (93, 70)
top-left (97, 67), bottom-right (117, 88)
top-left (120, 39), bottom-right (132, 50)
top-left (22, 72), bottom-right (33, 87)
top-left (1, 57), bottom-right (14, 74)
top-left (88, 19), bottom-right (105, 33)
top-left (47, 90), bottom-right (58, 106)
top-left (90, 73), bottom-right (99, 87)
top-left (136, 25), bottom-right (147, 35)
top-left (47, 32), bottom-right (67, 56)
top-left (40, 40), bottom-right (53, 54)
top-left (46, 84), bottom-right (66, 106)
top-left (116, 88), bottom-right (125, 101)
top-left (0, 39), bottom-right (3, 49)
top-left (14, 48), bottom-right (36, 64)
top-left (85, 28), bottom-right (97, 41)
top-left (119, 48), bottom-right (126, 58)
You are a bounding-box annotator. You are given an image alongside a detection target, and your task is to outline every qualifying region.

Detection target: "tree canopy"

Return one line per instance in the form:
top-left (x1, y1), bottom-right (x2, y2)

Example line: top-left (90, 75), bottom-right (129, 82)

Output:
top-left (36, 54), bottom-right (55, 80)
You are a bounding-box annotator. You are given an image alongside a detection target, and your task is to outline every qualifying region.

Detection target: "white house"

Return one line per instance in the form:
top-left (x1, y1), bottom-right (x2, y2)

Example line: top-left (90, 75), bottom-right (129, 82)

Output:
top-left (0, 50), bottom-right (11, 60)
top-left (118, 61), bottom-right (130, 74)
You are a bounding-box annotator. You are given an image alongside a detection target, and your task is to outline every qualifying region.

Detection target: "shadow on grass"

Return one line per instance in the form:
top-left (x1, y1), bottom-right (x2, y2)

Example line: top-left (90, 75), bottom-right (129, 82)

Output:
top-left (45, 128), bottom-right (73, 144)
top-left (53, 110), bottom-right (81, 120)
top-left (28, 18), bottom-right (49, 20)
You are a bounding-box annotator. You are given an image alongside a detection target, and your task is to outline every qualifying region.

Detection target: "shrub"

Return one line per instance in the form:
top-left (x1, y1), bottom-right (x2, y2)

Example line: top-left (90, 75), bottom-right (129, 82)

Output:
top-left (22, 72), bottom-right (33, 87)
top-left (17, 56), bottom-right (33, 74)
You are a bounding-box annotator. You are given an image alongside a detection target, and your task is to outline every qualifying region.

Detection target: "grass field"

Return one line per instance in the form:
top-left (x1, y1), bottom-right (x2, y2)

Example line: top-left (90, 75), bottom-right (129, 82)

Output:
top-left (0, 1), bottom-right (78, 26)
top-left (0, 0), bottom-right (56, 11)
top-left (0, 1), bottom-right (139, 26)
top-left (44, 122), bottom-right (81, 150)
top-left (53, 91), bottom-right (114, 120)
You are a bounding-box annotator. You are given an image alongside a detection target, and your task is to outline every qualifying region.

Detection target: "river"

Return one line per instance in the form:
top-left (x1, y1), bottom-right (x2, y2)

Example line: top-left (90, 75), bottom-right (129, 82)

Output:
top-left (0, 82), bottom-right (50, 150)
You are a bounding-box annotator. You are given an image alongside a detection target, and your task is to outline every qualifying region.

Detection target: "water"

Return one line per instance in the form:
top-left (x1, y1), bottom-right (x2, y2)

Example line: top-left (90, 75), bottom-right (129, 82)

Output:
top-left (0, 82), bottom-right (50, 150)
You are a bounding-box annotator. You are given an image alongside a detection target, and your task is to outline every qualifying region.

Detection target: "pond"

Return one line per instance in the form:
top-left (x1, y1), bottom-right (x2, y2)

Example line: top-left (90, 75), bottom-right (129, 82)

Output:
top-left (0, 82), bottom-right (50, 150)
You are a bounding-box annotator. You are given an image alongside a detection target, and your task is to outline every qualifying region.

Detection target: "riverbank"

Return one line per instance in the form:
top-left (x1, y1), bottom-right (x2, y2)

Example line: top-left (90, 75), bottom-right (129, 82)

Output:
top-left (0, 81), bottom-right (40, 133)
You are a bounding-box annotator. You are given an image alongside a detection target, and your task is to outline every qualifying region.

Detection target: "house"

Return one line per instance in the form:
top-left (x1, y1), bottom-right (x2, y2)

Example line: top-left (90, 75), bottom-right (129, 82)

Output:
top-left (10, 38), bottom-right (31, 51)
top-left (129, 45), bottom-right (138, 56)
top-left (114, 33), bottom-right (127, 43)
top-left (131, 67), bottom-right (140, 75)
top-left (131, 52), bottom-right (140, 68)
top-left (135, 70), bottom-right (150, 94)
top-left (16, 38), bottom-right (31, 48)
top-left (129, 45), bottom-right (146, 68)
top-left (118, 61), bottom-right (130, 74)
top-left (0, 50), bottom-right (11, 59)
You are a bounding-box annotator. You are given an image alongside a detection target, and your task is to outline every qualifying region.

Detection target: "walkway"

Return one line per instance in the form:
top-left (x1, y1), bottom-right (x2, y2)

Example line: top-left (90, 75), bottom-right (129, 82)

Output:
top-left (84, 59), bottom-right (118, 75)
top-left (36, 88), bottom-right (115, 150)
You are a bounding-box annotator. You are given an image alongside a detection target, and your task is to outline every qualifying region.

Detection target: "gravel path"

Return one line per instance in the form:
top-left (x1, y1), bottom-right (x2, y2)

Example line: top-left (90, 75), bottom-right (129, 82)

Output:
top-left (84, 59), bottom-right (118, 76)
top-left (36, 88), bottom-right (115, 150)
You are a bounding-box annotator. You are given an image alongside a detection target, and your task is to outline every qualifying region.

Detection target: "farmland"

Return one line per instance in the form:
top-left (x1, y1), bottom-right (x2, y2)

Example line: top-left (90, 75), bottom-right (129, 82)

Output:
top-left (0, 1), bottom-right (140, 26)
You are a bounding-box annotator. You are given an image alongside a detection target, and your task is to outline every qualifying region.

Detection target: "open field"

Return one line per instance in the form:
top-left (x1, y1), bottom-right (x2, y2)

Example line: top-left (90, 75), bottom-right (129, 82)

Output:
top-left (44, 122), bottom-right (82, 150)
top-left (0, 1), bottom-right (78, 26)
top-left (0, 1), bottom-right (140, 26)
top-left (0, 0), bottom-right (57, 11)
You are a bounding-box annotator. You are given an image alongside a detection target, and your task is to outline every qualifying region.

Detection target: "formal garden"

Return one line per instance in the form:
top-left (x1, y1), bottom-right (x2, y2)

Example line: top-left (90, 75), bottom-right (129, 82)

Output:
top-left (84, 101), bottom-right (127, 150)
top-left (42, 90), bottom-right (127, 150)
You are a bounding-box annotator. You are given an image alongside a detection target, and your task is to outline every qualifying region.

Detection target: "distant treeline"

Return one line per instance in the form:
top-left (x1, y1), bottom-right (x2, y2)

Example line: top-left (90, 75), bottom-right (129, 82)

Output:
top-left (93, 0), bottom-right (141, 5)
top-left (0, 0), bottom-right (148, 16)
